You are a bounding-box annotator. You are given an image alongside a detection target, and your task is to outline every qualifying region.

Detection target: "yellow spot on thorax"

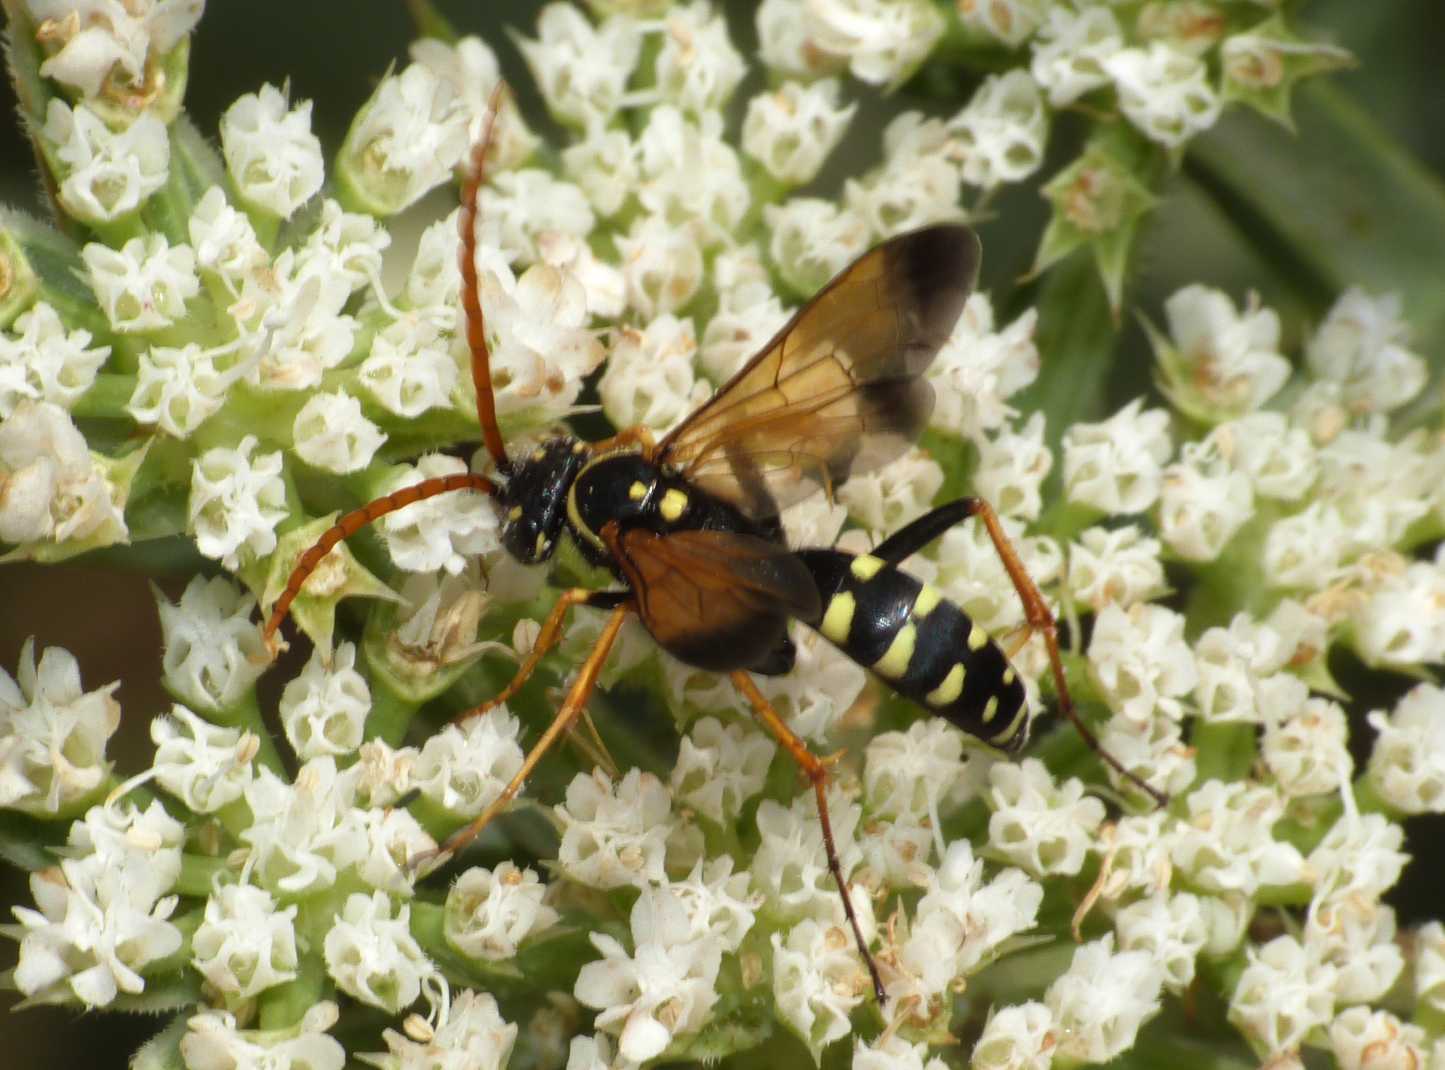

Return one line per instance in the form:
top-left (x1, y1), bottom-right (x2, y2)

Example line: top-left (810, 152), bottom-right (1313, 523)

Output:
top-left (850, 554), bottom-right (885, 582)
top-left (925, 663), bottom-right (965, 706)
top-left (820, 592), bottom-right (856, 644)
top-left (874, 623), bottom-right (916, 679)
top-left (659, 487), bottom-right (689, 522)
top-left (967, 624), bottom-right (989, 651)
top-left (508, 506), bottom-right (523, 521)
top-left (628, 481), bottom-right (648, 502)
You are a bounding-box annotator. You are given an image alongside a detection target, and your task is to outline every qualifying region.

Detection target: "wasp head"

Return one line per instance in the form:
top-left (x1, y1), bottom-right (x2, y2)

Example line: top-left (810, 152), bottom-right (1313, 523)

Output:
top-left (497, 436), bottom-right (588, 564)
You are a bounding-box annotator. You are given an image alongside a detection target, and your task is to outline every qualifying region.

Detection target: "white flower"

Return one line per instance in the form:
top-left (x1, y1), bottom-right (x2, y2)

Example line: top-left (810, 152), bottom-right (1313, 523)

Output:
top-left (0, 639), bottom-right (119, 815)
top-left (413, 711), bottom-right (525, 818)
top-left (765, 198), bottom-right (871, 298)
top-left (189, 186), bottom-right (267, 283)
top-left (155, 575), bottom-right (267, 713)
top-left (805, 0), bottom-right (944, 86)
top-left (864, 718), bottom-right (978, 830)
top-left (0, 400), bottom-right (128, 546)
top-left (516, 5), bottom-right (642, 128)
top-left (1098, 714), bottom-right (1197, 801)
top-left (181, 1003), bottom-right (345, 1070)
top-left (1157, 285), bottom-right (1290, 419)
top-left (1229, 934), bottom-right (1337, 1056)
top-left (928, 294), bottom-right (1039, 441)
top-left (149, 704), bottom-right (256, 813)
top-left (1351, 554), bottom-right (1445, 670)
top-left (1045, 935), bottom-right (1164, 1064)
top-left (478, 168), bottom-right (595, 266)
top-left (742, 79), bottom-right (856, 186)
top-left (561, 127), bottom-right (639, 218)
top-left (27, 0), bottom-right (202, 97)
top-left (555, 768), bottom-right (674, 890)
top-left (362, 988), bottom-right (518, 1070)
top-left (933, 511), bottom-right (1062, 634)
top-left (1031, 4), bottom-right (1123, 106)
top-left (1307, 289), bottom-right (1426, 414)
top-left (12, 801), bottom-right (184, 1007)
top-left (242, 757), bottom-right (365, 895)
top-left (278, 642), bottom-right (371, 760)
top-left (0, 302), bottom-right (109, 418)
top-left (445, 862), bottom-right (559, 961)
top-left (854, 1034), bottom-right (949, 1070)
top-left (220, 85), bottom-right (324, 218)
top-left (752, 785), bottom-right (863, 924)
top-left (957, 0), bottom-right (1047, 47)
top-left (669, 857), bottom-right (761, 954)
top-left (986, 759), bottom-right (1104, 878)
top-left (1262, 501), bottom-right (1350, 589)
top-left (83, 234), bottom-right (199, 333)
top-left (537, 231), bottom-right (627, 320)
top-left (1328, 1006), bottom-right (1428, 1070)
top-left (574, 884), bottom-right (723, 1063)
top-left (191, 883), bottom-right (299, 998)
top-left (669, 716), bottom-right (775, 826)
top-left (1367, 684), bottom-right (1445, 815)
top-left (1307, 813), bottom-right (1409, 904)
top-left (635, 107), bottom-right (749, 248)
top-left (771, 917), bottom-right (868, 1059)
top-left (410, 34), bottom-right (536, 163)
top-left (1191, 614), bottom-right (1294, 726)
top-left (40, 100), bottom-right (168, 222)
top-left (1158, 438), bottom-right (1255, 561)
top-left (188, 434), bottom-right (286, 569)
top-left (975, 413), bottom-right (1052, 521)
top-left (614, 213), bottom-right (705, 319)
top-left (1171, 780), bottom-right (1306, 896)
top-left (1062, 397), bottom-right (1173, 514)
top-left (343, 62), bottom-right (471, 214)
top-left (899, 840), bottom-right (1042, 998)
top-left (476, 256), bottom-right (606, 417)
top-left (374, 454), bottom-right (498, 575)
top-left (323, 892), bottom-right (432, 1013)
top-left (292, 390), bottom-right (387, 474)
top-left (756, 0), bottom-right (844, 79)
top-left (1213, 412), bottom-right (1318, 502)
top-left (1262, 696), bottom-right (1352, 798)
top-left (127, 341), bottom-right (243, 438)
top-left (359, 315), bottom-right (461, 419)
top-left (1306, 897), bottom-right (1403, 1006)
top-left (1087, 603), bottom-right (1197, 726)
top-left (844, 113), bottom-right (964, 236)
top-left (756, 628), bottom-right (869, 745)
top-left (654, 2), bottom-right (746, 115)
top-left (599, 315), bottom-right (708, 434)
top-left (949, 70), bottom-right (1048, 190)
top-left (1067, 525), bottom-right (1168, 610)
top-left (839, 446), bottom-right (943, 536)
top-left (1104, 43), bottom-right (1223, 149)
top-left (1417, 921), bottom-right (1445, 1015)
top-left (1114, 892), bottom-right (1208, 994)
top-left (970, 1001), bottom-right (1054, 1070)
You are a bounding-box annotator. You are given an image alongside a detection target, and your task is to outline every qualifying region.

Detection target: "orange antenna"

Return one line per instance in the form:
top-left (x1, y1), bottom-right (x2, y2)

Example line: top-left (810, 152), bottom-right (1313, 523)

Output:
top-left (458, 81), bottom-right (511, 472)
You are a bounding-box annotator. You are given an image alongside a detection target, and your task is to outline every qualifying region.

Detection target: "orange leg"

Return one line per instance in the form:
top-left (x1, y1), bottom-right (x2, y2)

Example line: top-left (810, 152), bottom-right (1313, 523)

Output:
top-left (263, 473), bottom-right (496, 653)
top-left (587, 425), bottom-right (656, 457)
top-left (414, 603), bottom-right (631, 874)
top-left (730, 671), bottom-right (887, 1005)
top-left (450, 587), bottom-right (598, 725)
top-left (969, 499), bottom-right (1168, 808)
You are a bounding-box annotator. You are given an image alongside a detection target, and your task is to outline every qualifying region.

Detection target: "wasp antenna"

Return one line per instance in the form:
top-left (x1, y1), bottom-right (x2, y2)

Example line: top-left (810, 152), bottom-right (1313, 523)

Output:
top-left (458, 80), bottom-right (512, 473)
top-left (263, 472), bottom-right (497, 649)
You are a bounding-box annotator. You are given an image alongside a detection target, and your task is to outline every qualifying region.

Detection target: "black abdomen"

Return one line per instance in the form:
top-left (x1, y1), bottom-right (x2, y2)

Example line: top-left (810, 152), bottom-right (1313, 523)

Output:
top-left (796, 548), bottom-right (1029, 753)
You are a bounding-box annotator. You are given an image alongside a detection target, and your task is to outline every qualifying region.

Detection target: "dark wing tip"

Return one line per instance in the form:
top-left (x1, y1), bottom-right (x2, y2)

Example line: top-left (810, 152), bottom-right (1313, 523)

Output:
top-left (890, 224), bottom-right (981, 353)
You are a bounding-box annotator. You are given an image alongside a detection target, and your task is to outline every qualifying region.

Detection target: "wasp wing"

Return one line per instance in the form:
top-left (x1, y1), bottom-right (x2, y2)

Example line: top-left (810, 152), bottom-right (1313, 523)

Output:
top-left (603, 525), bottom-right (820, 673)
top-left (657, 225), bottom-right (979, 519)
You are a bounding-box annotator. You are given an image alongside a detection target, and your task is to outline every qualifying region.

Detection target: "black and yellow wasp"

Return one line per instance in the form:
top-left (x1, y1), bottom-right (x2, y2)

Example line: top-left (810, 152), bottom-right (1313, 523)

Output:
top-left (264, 108), bottom-right (1158, 1003)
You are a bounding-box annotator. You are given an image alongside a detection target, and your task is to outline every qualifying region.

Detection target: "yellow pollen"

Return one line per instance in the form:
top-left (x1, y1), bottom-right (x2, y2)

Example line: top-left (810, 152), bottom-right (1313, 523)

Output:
top-left (850, 554), bottom-right (885, 582)
top-left (968, 624), bottom-right (988, 651)
top-left (659, 488), bottom-right (689, 521)
top-left (820, 592), bottom-right (856, 643)
top-left (926, 663), bottom-right (965, 706)
top-left (628, 481), bottom-right (648, 502)
top-left (874, 624), bottom-right (916, 679)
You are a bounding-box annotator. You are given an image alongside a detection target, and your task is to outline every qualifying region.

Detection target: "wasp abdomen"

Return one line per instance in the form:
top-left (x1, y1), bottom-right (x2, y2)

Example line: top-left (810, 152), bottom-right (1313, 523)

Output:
top-left (796, 548), bottom-right (1029, 753)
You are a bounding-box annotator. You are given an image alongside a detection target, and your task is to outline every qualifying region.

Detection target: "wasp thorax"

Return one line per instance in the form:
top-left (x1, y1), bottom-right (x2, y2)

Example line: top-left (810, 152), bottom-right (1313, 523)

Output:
top-left (498, 436), bottom-right (588, 564)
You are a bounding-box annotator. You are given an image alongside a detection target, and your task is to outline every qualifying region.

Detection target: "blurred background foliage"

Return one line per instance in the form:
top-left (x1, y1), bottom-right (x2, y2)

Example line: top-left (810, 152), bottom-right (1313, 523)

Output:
top-left (1, 1), bottom-right (1442, 1066)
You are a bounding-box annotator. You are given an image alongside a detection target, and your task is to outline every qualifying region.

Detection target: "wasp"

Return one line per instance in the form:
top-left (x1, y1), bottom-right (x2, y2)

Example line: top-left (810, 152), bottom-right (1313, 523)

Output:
top-left (263, 102), bottom-right (1162, 1004)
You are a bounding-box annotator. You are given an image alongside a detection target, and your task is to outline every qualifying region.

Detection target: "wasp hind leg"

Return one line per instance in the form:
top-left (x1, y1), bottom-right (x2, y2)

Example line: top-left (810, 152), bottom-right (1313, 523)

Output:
top-left (730, 670), bottom-right (887, 1005)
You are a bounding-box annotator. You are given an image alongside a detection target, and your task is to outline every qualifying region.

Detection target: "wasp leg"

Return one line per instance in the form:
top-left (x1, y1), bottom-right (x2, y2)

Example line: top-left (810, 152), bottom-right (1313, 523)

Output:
top-left (869, 498), bottom-right (981, 565)
top-left (730, 670), bottom-right (887, 1005)
top-left (415, 603), bottom-right (632, 875)
top-left (263, 472), bottom-right (497, 655)
top-left (451, 588), bottom-right (629, 725)
top-left (588, 425), bottom-right (657, 456)
top-left (957, 497), bottom-right (1169, 808)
